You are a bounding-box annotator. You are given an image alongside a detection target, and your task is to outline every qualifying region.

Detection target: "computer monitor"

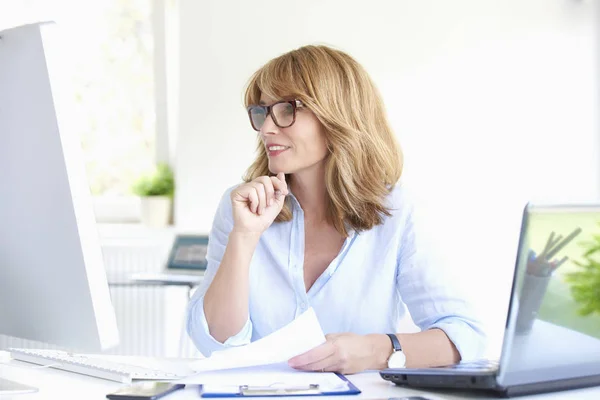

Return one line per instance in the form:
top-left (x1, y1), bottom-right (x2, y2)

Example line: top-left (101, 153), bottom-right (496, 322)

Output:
top-left (0, 21), bottom-right (119, 391)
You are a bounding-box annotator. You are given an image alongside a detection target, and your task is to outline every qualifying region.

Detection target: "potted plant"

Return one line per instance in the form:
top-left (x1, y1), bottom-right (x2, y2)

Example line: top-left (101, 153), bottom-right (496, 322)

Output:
top-left (566, 223), bottom-right (600, 316)
top-left (131, 163), bottom-right (175, 227)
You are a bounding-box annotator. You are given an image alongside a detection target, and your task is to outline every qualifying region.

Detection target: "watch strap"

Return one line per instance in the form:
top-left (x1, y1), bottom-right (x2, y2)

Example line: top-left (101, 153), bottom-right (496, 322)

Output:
top-left (386, 333), bottom-right (401, 352)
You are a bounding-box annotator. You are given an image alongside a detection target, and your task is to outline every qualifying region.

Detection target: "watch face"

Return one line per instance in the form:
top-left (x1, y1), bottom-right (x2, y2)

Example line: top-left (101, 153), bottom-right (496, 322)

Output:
top-left (388, 351), bottom-right (406, 369)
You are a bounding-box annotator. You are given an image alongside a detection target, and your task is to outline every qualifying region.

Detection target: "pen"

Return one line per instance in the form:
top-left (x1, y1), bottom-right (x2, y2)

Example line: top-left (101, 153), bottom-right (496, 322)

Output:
top-left (545, 227), bottom-right (582, 260)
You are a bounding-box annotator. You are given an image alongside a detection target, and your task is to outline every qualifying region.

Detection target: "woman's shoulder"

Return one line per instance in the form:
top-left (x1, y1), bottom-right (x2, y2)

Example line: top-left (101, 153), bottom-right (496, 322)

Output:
top-left (221, 184), bottom-right (240, 199)
top-left (357, 181), bottom-right (416, 245)
top-left (385, 180), bottom-right (415, 217)
top-left (214, 184), bottom-right (241, 216)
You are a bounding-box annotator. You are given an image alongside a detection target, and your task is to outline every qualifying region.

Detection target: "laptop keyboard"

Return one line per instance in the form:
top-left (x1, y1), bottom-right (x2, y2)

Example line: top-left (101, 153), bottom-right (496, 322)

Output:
top-left (445, 359), bottom-right (499, 371)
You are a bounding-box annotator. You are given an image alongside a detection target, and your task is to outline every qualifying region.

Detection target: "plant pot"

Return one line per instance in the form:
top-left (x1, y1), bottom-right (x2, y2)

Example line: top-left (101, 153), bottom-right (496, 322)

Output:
top-left (140, 196), bottom-right (171, 227)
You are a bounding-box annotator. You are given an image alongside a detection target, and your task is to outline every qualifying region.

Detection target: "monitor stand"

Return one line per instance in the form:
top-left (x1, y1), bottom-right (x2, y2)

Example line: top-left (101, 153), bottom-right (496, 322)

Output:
top-left (0, 378), bottom-right (39, 395)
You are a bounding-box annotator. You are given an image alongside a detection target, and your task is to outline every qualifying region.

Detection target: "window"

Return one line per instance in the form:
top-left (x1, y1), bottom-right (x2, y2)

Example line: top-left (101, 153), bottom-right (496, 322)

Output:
top-left (63, 0), bottom-right (157, 197)
top-left (49, 0), bottom-right (169, 222)
top-left (3, 0), bottom-right (166, 222)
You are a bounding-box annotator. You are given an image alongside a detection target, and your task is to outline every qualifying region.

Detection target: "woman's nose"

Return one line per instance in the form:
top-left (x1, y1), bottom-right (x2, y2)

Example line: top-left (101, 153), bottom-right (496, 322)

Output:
top-left (260, 113), bottom-right (279, 136)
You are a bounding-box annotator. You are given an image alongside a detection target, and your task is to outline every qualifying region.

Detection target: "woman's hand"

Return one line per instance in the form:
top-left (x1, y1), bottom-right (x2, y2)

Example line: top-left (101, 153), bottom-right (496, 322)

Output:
top-left (287, 333), bottom-right (392, 375)
top-left (230, 172), bottom-right (289, 235)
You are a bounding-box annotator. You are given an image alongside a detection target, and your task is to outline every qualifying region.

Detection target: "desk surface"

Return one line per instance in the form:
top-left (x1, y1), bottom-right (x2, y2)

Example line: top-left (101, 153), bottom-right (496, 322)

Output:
top-left (2, 359), bottom-right (600, 400)
top-left (107, 273), bottom-right (203, 288)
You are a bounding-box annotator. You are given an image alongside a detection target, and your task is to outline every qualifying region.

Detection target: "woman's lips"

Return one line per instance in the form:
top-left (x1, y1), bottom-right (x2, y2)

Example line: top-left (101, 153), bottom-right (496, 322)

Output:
top-left (267, 145), bottom-right (290, 157)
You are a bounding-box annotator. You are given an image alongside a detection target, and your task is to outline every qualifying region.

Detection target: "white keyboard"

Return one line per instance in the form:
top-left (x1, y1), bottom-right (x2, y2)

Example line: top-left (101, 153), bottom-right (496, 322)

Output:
top-left (9, 348), bottom-right (189, 383)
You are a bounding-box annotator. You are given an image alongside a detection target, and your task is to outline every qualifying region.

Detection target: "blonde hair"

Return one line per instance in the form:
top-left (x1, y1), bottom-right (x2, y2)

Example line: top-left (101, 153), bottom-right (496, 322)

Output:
top-left (243, 45), bottom-right (403, 236)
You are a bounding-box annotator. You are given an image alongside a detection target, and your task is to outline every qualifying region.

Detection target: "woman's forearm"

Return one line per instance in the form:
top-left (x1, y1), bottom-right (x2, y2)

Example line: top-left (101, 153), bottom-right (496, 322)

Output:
top-left (369, 329), bottom-right (460, 369)
top-left (203, 230), bottom-right (261, 343)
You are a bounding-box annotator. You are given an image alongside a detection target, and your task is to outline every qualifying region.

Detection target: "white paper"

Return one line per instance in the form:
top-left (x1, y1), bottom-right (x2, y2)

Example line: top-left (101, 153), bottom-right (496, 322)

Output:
top-left (180, 362), bottom-right (349, 392)
top-left (187, 307), bottom-right (325, 373)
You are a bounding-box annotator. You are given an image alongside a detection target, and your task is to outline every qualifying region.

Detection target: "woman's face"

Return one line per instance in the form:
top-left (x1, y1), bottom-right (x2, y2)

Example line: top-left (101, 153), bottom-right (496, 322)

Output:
top-left (258, 94), bottom-right (329, 176)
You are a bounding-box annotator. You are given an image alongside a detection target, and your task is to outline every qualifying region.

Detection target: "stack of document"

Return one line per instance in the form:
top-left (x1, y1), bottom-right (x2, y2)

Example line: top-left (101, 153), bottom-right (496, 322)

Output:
top-left (188, 308), bottom-right (326, 373)
top-left (185, 363), bottom-right (351, 394)
top-left (179, 308), bottom-right (359, 396)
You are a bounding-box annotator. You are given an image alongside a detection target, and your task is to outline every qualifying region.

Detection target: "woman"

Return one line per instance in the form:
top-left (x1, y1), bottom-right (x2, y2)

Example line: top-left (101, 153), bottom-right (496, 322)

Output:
top-left (187, 45), bottom-right (486, 374)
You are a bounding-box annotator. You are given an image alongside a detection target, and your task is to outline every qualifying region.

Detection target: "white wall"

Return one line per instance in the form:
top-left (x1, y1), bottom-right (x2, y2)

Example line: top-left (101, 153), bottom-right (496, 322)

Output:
top-left (175, 0), bottom-right (599, 356)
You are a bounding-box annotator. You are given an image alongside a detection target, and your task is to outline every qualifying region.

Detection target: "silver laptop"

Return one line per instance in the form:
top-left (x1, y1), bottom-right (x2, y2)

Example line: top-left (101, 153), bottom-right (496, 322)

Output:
top-left (381, 203), bottom-right (600, 397)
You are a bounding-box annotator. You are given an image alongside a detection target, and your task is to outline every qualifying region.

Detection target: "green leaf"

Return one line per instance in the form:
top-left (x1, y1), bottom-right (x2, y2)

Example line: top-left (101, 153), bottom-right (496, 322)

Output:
top-left (131, 163), bottom-right (175, 197)
top-left (565, 223), bottom-right (600, 317)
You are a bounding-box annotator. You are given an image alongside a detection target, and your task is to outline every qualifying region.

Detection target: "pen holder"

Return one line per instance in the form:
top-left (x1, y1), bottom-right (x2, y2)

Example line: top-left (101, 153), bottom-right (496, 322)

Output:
top-left (515, 272), bottom-right (552, 334)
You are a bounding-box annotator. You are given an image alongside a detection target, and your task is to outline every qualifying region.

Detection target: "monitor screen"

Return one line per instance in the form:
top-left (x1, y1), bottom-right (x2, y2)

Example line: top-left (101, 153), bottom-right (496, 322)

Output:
top-left (0, 22), bottom-right (119, 353)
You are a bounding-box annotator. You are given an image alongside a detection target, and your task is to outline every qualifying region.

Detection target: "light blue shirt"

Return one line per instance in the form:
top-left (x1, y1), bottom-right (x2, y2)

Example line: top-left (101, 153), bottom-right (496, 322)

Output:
top-left (187, 183), bottom-right (486, 360)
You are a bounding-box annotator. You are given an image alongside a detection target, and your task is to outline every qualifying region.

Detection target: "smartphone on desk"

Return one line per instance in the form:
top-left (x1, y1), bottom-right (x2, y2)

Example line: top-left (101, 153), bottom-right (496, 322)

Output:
top-left (106, 382), bottom-right (185, 400)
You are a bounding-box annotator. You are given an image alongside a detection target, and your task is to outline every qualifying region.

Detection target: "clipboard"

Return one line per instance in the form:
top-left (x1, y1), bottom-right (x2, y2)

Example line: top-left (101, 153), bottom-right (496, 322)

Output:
top-left (197, 373), bottom-right (361, 397)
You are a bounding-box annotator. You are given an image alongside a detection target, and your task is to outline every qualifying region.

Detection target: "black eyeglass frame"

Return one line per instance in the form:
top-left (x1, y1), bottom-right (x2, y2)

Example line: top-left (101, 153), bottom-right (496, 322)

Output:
top-left (246, 99), bottom-right (304, 131)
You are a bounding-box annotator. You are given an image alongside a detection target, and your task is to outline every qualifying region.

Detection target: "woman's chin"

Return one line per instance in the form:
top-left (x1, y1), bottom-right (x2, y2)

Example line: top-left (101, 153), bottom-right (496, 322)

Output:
top-left (269, 165), bottom-right (288, 175)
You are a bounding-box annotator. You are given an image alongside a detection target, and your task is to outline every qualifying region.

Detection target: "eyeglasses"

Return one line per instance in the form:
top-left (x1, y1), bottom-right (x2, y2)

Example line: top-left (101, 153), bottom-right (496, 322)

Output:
top-left (247, 99), bottom-right (304, 131)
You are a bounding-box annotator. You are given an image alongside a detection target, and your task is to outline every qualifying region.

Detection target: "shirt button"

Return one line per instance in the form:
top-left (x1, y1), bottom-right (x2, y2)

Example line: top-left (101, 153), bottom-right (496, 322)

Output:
top-left (300, 302), bottom-right (306, 310)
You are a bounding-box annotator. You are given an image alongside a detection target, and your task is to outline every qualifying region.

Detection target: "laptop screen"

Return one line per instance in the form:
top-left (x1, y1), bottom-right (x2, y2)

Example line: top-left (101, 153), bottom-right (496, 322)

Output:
top-left (498, 205), bottom-right (600, 387)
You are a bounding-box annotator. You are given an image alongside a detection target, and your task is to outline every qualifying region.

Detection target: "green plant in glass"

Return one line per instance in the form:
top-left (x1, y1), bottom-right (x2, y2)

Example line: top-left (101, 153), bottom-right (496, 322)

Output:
top-left (565, 223), bottom-right (600, 316)
top-left (131, 163), bottom-right (175, 198)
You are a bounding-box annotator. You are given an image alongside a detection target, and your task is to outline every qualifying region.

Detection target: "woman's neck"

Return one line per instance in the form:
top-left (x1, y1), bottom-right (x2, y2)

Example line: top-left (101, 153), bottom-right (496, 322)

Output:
top-left (289, 164), bottom-right (328, 223)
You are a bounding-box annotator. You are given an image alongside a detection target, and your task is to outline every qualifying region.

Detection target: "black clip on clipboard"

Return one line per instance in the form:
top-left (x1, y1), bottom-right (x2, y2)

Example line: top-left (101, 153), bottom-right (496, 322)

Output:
top-left (198, 373), bottom-right (361, 397)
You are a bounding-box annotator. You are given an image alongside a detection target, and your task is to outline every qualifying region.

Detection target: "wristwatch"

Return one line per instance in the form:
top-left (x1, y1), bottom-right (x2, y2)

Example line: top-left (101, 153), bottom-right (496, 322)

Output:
top-left (386, 333), bottom-right (406, 368)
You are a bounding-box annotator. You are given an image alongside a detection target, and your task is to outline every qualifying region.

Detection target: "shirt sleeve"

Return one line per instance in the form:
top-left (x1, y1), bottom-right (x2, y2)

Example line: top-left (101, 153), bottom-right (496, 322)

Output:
top-left (395, 196), bottom-right (488, 362)
top-left (186, 186), bottom-right (253, 357)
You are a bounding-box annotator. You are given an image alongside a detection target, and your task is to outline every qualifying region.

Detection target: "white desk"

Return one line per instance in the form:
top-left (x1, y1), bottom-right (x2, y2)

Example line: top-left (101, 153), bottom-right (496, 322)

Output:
top-left (2, 359), bottom-right (600, 400)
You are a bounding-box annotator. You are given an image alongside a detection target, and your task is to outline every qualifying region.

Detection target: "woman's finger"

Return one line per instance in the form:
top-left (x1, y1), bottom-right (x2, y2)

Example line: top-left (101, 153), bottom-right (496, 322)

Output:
top-left (247, 187), bottom-right (259, 214)
top-left (270, 175), bottom-right (289, 198)
top-left (248, 182), bottom-right (267, 215)
top-left (255, 176), bottom-right (275, 207)
top-left (288, 342), bottom-right (335, 369)
top-left (277, 172), bottom-right (286, 183)
top-left (293, 352), bottom-right (339, 373)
